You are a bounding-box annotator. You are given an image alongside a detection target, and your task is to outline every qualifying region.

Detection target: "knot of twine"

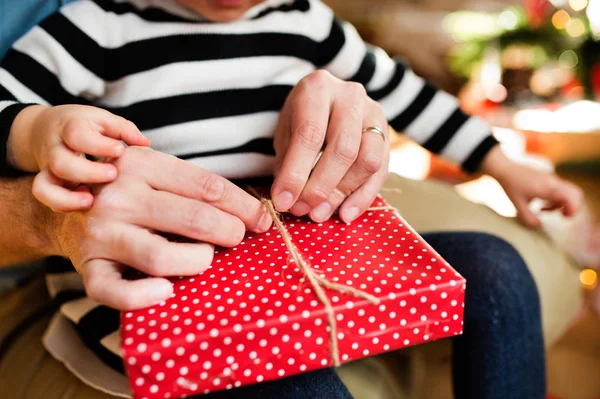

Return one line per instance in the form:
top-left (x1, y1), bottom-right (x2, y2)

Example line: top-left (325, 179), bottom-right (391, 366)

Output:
top-left (251, 187), bottom-right (401, 367)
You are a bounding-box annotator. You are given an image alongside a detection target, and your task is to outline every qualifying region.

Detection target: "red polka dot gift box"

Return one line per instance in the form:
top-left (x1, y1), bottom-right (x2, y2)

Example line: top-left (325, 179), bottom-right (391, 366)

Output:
top-left (121, 196), bottom-right (466, 399)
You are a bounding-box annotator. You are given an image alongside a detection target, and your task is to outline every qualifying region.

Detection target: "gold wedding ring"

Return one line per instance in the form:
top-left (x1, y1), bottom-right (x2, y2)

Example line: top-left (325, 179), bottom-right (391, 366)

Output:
top-left (362, 126), bottom-right (385, 141)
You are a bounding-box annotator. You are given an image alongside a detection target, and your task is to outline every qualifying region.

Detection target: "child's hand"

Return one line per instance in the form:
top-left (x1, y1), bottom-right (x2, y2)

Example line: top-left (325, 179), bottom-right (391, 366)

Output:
top-left (481, 146), bottom-right (584, 228)
top-left (28, 105), bottom-right (150, 212)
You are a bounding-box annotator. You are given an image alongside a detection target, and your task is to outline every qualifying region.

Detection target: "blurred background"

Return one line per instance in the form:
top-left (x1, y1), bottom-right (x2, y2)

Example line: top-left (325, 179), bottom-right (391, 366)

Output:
top-left (323, 0), bottom-right (600, 397)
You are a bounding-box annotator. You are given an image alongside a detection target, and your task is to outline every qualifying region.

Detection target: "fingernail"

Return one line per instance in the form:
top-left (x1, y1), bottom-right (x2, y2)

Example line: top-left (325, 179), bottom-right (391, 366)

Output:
top-left (152, 282), bottom-right (173, 302)
top-left (344, 207), bottom-right (360, 223)
top-left (107, 169), bottom-right (117, 179)
top-left (114, 144), bottom-right (124, 156)
top-left (81, 197), bottom-right (93, 208)
top-left (311, 202), bottom-right (332, 222)
top-left (274, 191), bottom-right (294, 211)
top-left (291, 201), bottom-right (311, 216)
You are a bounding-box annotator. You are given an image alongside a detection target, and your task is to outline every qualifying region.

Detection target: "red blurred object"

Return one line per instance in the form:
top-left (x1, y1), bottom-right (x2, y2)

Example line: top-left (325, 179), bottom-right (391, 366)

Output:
top-left (524, 0), bottom-right (554, 27)
top-left (591, 64), bottom-right (600, 99)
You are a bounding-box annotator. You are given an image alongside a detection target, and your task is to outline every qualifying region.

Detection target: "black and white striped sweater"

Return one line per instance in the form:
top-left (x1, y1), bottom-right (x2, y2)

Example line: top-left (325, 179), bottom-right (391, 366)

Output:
top-left (0, 0), bottom-right (497, 395)
top-left (0, 0), bottom-right (497, 177)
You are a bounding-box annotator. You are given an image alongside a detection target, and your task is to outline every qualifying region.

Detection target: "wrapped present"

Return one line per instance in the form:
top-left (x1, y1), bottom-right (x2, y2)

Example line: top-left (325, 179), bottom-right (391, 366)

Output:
top-left (122, 195), bottom-right (466, 399)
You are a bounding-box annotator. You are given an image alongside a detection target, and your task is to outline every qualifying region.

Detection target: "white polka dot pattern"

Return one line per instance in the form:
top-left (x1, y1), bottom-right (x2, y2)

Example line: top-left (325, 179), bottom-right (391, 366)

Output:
top-left (122, 197), bottom-right (466, 399)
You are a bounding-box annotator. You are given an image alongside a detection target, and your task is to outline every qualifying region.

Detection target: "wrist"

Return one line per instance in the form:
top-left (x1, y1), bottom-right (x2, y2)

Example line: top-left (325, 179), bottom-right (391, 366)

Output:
top-left (8, 105), bottom-right (49, 172)
top-left (478, 145), bottom-right (515, 183)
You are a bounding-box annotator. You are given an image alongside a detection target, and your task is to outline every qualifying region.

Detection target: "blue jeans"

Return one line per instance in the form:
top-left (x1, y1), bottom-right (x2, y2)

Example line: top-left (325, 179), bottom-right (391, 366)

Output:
top-left (427, 232), bottom-right (546, 399)
top-left (198, 232), bottom-right (545, 399)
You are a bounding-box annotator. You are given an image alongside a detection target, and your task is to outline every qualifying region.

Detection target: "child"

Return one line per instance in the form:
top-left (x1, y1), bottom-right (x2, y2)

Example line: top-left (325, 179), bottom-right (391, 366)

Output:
top-left (0, 0), bottom-right (581, 398)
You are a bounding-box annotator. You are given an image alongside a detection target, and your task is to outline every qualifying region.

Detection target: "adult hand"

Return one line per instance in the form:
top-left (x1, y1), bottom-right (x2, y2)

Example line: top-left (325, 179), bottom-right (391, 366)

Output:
top-left (52, 146), bottom-right (272, 310)
top-left (271, 70), bottom-right (390, 224)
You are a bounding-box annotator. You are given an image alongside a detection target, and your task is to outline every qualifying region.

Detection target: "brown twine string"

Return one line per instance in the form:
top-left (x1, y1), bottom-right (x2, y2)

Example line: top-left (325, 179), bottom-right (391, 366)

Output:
top-left (249, 187), bottom-right (380, 366)
top-left (380, 187), bottom-right (402, 194)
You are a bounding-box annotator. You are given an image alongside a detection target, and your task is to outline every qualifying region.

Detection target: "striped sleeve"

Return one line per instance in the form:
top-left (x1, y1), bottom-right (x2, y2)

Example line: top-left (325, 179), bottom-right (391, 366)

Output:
top-left (0, 1), bottom-right (106, 174)
top-left (315, 2), bottom-right (498, 172)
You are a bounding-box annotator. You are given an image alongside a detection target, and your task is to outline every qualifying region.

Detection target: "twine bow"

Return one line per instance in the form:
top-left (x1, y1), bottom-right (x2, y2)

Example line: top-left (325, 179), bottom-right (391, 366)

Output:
top-left (249, 187), bottom-right (401, 366)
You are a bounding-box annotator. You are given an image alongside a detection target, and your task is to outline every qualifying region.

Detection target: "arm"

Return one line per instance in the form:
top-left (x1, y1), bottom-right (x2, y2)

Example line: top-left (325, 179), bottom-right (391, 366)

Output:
top-left (314, 1), bottom-right (497, 172)
top-left (0, 176), bottom-right (61, 266)
top-left (0, 0), bottom-right (107, 175)
top-left (311, 1), bottom-right (583, 227)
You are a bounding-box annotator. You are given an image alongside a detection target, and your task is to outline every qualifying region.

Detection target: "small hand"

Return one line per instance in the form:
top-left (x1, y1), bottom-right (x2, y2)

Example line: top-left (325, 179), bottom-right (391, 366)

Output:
top-left (28, 105), bottom-right (151, 212)
top-left (272, 70), bottom-right (390, 224)
top-left (481, 146), bottom-right (584, 228)
top-left (53, 146), bottom-right (272, 310)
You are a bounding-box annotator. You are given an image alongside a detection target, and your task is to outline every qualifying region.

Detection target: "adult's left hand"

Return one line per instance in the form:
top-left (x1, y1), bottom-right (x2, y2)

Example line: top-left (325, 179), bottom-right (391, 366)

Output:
top-left (271, 70), bottom-right (390, 224)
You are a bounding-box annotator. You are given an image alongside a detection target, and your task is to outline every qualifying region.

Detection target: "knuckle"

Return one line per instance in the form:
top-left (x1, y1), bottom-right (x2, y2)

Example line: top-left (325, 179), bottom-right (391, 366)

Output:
top-left (86, 223), bottom-right (108, 244)
top-left (333, 138), bottom-right (359, 165)
top-left (84, 276), bottom-right (103, 303)
top-left (125, 119), bottom-right (139, 133)
top-left (198, 174), bottom-right (227, 203)
top-left (186, 203), bottom-right (209, 236)
top-left (280, 171), bottom-right (306, 193)
top-left (346, 81), bottom-right (367, 98)
top-left (94, 186), bottom-right (127, 214)
top-left (145, 246), bottom-right (167, 276)
top-left (294, 121), bottom-right (324, 152)
top-left (62, 122), bottom-right (79, 144)
top-left (307, 186), bottom-right (330, 204)
top-left (48, 150), bottom-right (67, 175)
top-left (117, 146), bottom-right (152, 170)
top-left (306, 69), bottom-right (332, 85)
top-left (359, 153), bottom-right (383, 174)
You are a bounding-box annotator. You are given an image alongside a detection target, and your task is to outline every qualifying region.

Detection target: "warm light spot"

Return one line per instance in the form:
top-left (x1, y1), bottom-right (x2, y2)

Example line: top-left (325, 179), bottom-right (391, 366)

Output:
top-left (566, 18), bottom-right (586, 37)
top-left (487, 84), bottom-right (508, 103)
top-left (498, 10), bottom-right (518, 30)
top-left (569, 0), bottom-right (589, 12)
top-left (559, 49), bottom-right (579, 69)
top-left (552, 10), bottom-right (571, 29)
top-left (580, 269), bottom-right (598, 289)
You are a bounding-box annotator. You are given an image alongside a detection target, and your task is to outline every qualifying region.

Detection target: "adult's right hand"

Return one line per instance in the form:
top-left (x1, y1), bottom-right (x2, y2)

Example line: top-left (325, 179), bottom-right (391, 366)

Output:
top-left (51, 146), bottom-right (272, 310)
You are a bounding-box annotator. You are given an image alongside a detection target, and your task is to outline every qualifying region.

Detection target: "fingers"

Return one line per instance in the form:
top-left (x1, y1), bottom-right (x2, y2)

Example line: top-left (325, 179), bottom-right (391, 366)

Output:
top-left (309, 103), bottom-right (387, 222)
top-left (47, 144), bottom-right (118, 183)
top-left (32, 170), bottom-right (93, 212)
top-left (62, 118), bottom-right (126, 158)
top-left (92, 109), bottom-right (151, 147)
top-left (83, 259), bottom-right (173, 310)
top-left (135, 189), bottom-right (248, 247)
top-left (338, 148), bottom-right (389, 224)
top-left (292, 84), bottom-right (365, 219)
top-left (513, 196), bottom-right (542, 228)
top-left (140, 152), bottom-right (271, 233)
top-left (271, 73), bottom-right (331, 212)
top-left (94, 222), bottom-right (215, 277)
top-left (550, 181), bottom-right (584, 217)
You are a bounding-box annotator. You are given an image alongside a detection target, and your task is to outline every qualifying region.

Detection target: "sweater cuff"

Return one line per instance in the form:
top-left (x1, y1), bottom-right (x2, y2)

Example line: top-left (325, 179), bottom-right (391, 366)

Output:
top-left (461, 134), bottom-right (500, 173)
top-left (0, 103), bottom-right (35, 178)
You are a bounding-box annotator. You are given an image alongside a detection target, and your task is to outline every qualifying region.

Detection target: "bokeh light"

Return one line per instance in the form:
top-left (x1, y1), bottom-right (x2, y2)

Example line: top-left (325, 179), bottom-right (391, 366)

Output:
top-left (552, 9), bottom-right (571, 29)
top-left (569, 0), bottom-right (589, 12)
top-left (566, 18), bottom-right (586, 36)
top-left (580, 269), bottom-right (598, 289)
top-left (498, 10), bottom-right (518, 30)
top-left (559, 49), bottom-right (579, 69)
